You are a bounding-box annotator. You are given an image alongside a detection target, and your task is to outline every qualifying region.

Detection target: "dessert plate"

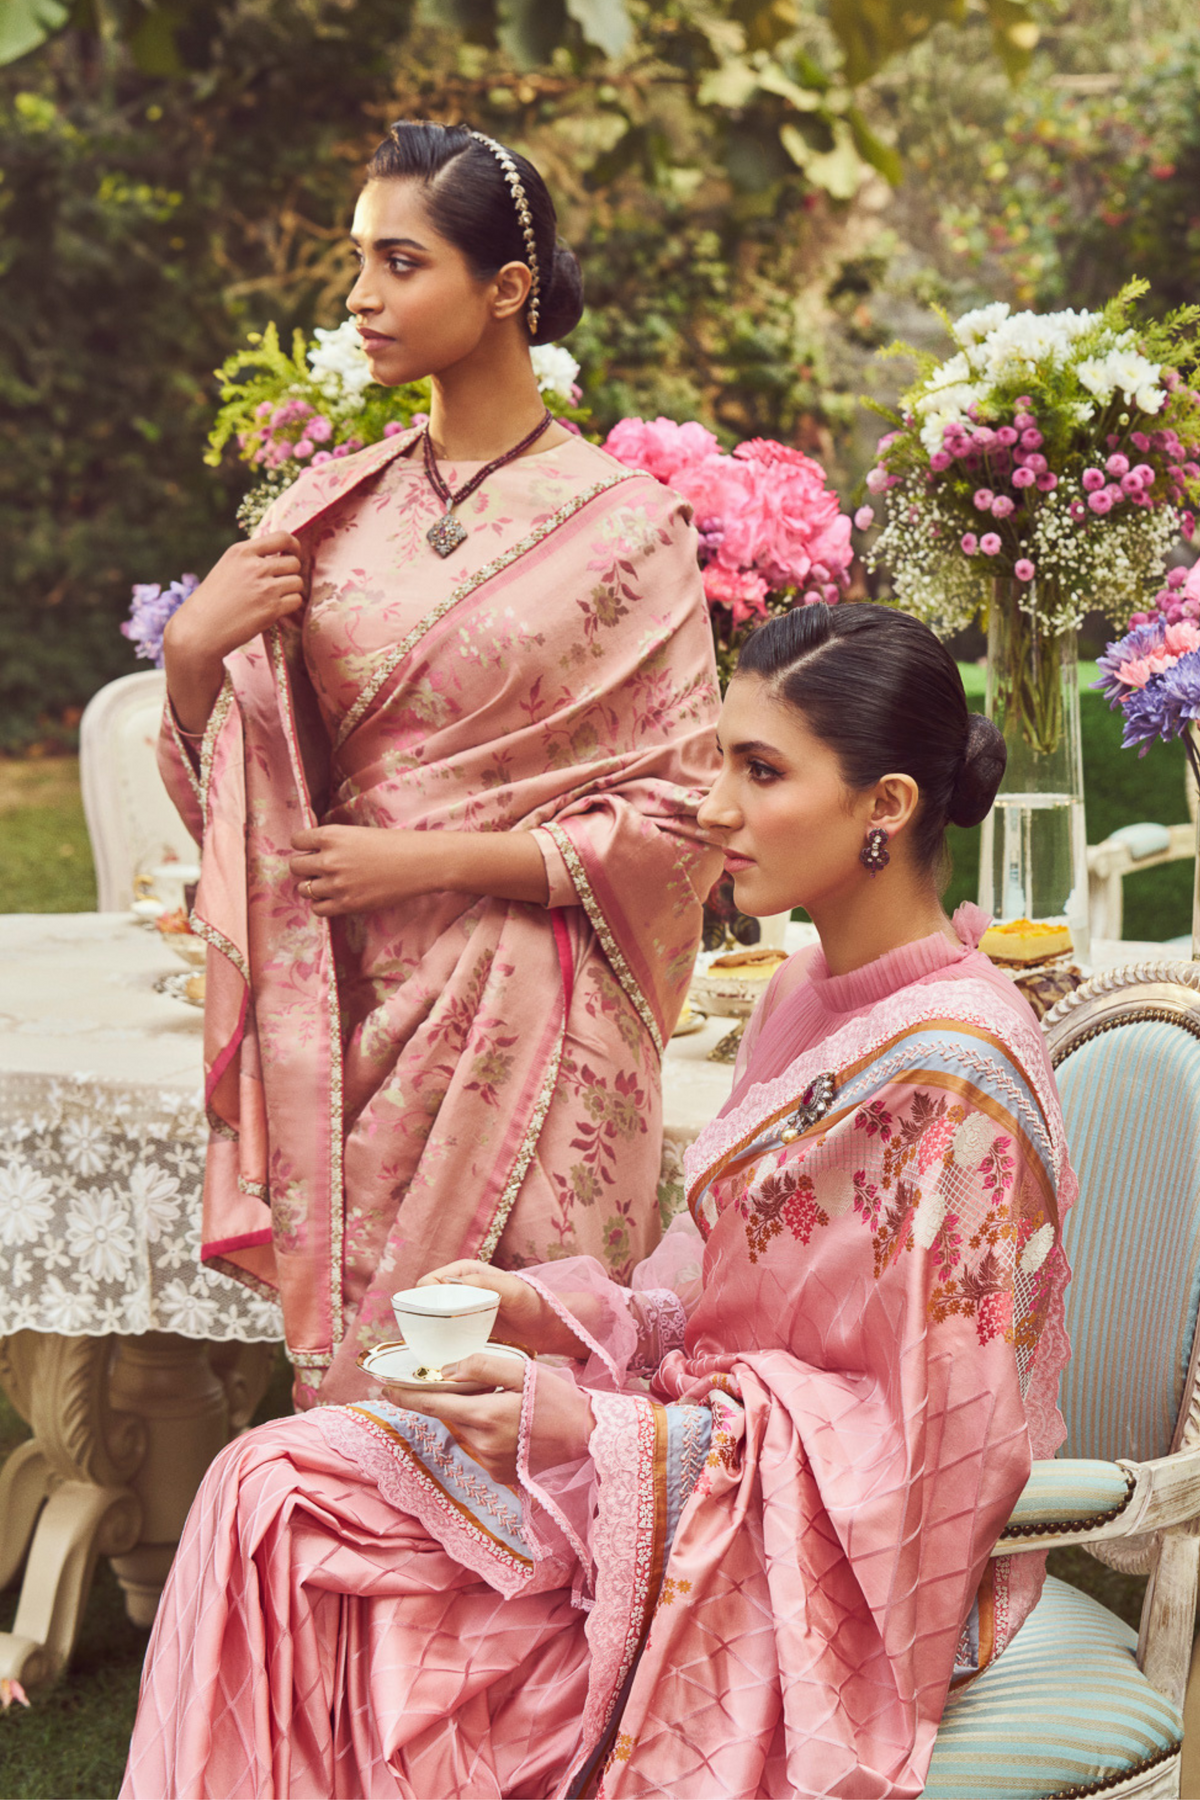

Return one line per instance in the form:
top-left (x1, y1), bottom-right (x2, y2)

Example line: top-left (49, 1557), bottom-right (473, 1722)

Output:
top-left (357, 1339), bottom-right (529, 1395)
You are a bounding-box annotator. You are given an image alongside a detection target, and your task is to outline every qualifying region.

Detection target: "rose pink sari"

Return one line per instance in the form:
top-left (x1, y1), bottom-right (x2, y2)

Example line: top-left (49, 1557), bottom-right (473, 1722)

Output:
top-left (158, 431), bottom-right (721, 1404)
top-left (122, 911), bottom-right (1073, 1799)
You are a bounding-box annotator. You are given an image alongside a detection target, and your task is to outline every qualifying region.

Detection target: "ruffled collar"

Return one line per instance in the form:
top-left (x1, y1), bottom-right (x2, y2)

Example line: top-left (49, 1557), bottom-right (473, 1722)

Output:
top-left (807, 903), bottom-right (990, 1017)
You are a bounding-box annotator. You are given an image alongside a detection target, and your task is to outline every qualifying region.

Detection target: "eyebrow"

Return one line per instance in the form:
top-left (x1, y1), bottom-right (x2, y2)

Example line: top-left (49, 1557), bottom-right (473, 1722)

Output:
top-left (349, 235), bottom-right (429, 253)
top-left (729, 738), bottom-right (785, 758)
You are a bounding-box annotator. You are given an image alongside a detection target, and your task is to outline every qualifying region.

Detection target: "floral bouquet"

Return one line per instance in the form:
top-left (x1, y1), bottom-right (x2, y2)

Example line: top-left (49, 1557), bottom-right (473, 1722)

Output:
top-left (602, 416), bottom-right (853, 684)
top-left (859, 281), bottom-right (1200, 762)
top-left (123, 324), bottom-right (585, 666)
top-left (1095, 612), bottom-right (1200, 775)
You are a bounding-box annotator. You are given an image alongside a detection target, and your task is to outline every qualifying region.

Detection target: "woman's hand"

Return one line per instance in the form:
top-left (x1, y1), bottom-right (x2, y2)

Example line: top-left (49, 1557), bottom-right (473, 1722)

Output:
top-left (397, 1354), bottom-right (594, 1484)
top-left (288, 825), bottom-right (550, 915)
top-left (417, 1261), bottom-right (592, 1359)
top-left (164, 531), bottom-right (307, 733)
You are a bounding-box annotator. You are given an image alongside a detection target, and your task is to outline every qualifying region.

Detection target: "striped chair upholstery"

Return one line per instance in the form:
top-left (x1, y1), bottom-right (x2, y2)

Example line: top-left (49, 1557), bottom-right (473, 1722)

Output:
top-left (924, 966), bottom-right (1200, 1799)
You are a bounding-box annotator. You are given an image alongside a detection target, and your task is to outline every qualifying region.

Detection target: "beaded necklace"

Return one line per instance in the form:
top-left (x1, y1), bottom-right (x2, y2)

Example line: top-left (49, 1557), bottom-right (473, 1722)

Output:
top-left (421, 409), bottom-right (554, 557)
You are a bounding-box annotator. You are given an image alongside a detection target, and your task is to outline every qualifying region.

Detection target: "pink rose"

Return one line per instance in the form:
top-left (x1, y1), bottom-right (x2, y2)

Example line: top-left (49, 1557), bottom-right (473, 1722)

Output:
top-left (1088, 489), bottom-right (1114, 514)
top-left (1011, 467), bottom-right (1035, 488)
top-left (702, 561), bottom-right (770, 625)
top-left (1082, 468), bottom-right (1106, 492)
top-left (311, 450), bottom-right (333, 465)
top-left (980, 532), bottom-right (1002, 555)
top-left (1133, 464), bottom-right (1156, 487)
top-left (307, 416), bottom-right (333, 443)
top-left (1166, 566), bottom-right (1188, 589)
top-left (865, 466), bottom-right (890, 494)
top-left (1023, 453), bottom-right (1048, 474)
top-left (1036, 472), bottom-right (1058, 491)
top-left (996, 426), bottom-right (1019, 447)
top-left (854, 505), bottom-right (875, 530)
top-left (930, 450), bottom-right (952, 472)
top-left (293, 439), bottom-right (314, 460)
top-left (1014, 411), bottom-right (1036, 430)
top-left (961, 533), bottom-right (979, 555)
top-left (1106, 452), bottom-right (1130, 476)
top-left (973, 488), bottom-right (994, 510)
top-left (1120, 471), bottom-right (1144, 495)
top-left (1014, 558), bottom-right (1035, 582)
top-left (603, 416), bottom-right (721, 484)
top-left (1131, 431), bottom-right (1151, 451)
top-left (1069, 499), bottom-right (1087, 522)
top-left (990, 494), bottom-right (1015, 518)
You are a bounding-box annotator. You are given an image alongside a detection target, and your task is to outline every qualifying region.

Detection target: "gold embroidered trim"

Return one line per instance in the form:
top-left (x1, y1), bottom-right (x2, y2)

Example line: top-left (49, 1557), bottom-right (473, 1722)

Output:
top-left (333, 471), bottom-right (642, 751)
top-left (546, 821), bottom-right (664, 1058)
top-left (288, 1348), bottom-right (333, 1372)
top-left (198, 673), bottom-right (235, 829)
top-left (190, 915), bottom-right (250, 985)
top-left (268, 625), bottom-right (347, 1354)
top-left (162, 701), bottom-right (203, 806)
top-left (205, 1103), bottom-right (238, 1144)
top-left (203, 1252), bottom-right (279, 1306)
top-left (477, 1017), bottom-right (567, 1263)
top-left (238, 1175), bottom-right (267, 1201)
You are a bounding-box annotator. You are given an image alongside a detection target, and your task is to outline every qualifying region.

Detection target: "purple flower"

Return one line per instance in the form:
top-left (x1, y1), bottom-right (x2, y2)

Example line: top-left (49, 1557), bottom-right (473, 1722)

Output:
top-left (121, 575), bottom-right (199, 670)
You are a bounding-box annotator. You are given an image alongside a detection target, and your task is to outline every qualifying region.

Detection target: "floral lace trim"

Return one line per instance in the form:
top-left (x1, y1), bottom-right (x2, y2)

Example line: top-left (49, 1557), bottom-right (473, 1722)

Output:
top-left (515, 1361), bottom-right (593, 1574)
top-left (518, 1272), bottom-right (625, 1388)
top-left (629, 1288), bottom-right (688, 1377)
top-left (545, 821), bottom-right (664, 1058)
top-left (317, 1404), bottom-right (538, 1599)
top-left (161, 700), bottom-right (203, 805)
top-left (559, 1392), bottom-right (660, 1799)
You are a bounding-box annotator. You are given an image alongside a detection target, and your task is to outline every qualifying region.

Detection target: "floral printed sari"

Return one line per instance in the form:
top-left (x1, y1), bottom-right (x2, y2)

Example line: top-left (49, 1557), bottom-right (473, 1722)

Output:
top-left (122, 910), bottom-right (1073, 1798)
top-left (157, 429), bottom-right (721, 1403)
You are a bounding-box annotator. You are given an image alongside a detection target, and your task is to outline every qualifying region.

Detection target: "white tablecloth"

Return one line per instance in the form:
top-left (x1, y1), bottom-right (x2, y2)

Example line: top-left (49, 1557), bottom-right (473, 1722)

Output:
top-left (0, 913), bottom-right (282, 1342)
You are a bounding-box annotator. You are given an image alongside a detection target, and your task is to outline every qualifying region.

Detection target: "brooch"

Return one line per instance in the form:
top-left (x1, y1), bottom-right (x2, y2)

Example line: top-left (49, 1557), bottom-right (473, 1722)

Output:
top-left (778, 1070), bottom-right (836, 1143)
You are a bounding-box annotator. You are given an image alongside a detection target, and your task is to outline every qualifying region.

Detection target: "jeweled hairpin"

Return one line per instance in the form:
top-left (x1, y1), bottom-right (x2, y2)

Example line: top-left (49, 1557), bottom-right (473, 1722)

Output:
top-left (469, 130), bottom-right (541, 335)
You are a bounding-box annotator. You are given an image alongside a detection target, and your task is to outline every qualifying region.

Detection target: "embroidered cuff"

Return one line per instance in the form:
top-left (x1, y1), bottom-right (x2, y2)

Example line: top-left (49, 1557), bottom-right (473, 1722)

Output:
top-left (627, 1288), bottom-right (689, 1377)
top-left (531, 826), bottom-right (579, 910)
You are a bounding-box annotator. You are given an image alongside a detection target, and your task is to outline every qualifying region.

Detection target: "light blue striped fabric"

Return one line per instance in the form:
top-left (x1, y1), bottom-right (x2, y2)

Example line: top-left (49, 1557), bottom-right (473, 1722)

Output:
top-left (924, 1576), bottom-right (1182, 1797)
top-left (1054, 1017), bottom-right (1200, 1462)
top-left (1004, 1458), bottom-right (1131, 1530)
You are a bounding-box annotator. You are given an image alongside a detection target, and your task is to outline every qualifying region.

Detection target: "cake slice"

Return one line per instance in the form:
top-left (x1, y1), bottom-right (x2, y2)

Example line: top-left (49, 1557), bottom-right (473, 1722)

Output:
top-left (979, 918), bottom-right (1073, 969)
top-left (708, 946), bottom-right (788, 981)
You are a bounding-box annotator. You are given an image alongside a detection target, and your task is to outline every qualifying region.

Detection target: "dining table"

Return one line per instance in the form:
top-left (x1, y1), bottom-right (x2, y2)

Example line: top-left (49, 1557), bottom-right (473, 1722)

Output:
top-left (0, 909), bottom-right (1181, 1689)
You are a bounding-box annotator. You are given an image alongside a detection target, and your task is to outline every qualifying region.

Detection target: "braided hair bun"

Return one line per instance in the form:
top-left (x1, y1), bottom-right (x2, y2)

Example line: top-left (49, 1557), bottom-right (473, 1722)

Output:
top-left (948, 715), bottom-right (1008, 828)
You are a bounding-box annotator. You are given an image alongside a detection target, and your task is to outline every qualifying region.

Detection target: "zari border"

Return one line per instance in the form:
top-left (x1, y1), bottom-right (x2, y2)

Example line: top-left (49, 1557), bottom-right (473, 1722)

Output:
top-left (476, 1017), bottom-right (567, 1262)
top-left (267, 624), bottom-right (347, 1353)
top-left (190, 915), bottom-right (250, 985)
top-left (198, 672), bottom-right (235, 829)
top-left (545, 821), bottom-right (664, 1058)
top-left (333, 471), bottom-right (643, 751)
top-left (161, 700), bottom-right (203, 807)
top-left (203, 1252), bottom-right (279, 1305)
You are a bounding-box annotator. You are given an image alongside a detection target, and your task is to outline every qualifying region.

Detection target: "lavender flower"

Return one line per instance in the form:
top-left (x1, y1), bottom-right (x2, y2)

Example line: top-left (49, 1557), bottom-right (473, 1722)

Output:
top-left (121, 575), bottom-right (199, 670)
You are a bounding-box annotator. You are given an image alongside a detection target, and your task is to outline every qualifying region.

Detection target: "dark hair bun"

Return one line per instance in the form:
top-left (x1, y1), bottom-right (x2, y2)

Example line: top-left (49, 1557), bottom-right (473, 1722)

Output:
top-left (532, 241), bottom-right (584, 343)
top-left (948, 715), bottom-right (1007, 828)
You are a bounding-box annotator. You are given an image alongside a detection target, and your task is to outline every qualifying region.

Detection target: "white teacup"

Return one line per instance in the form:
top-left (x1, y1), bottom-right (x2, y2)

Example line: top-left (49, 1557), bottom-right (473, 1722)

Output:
top-left (390, 1283), bottom-right (500, 1374)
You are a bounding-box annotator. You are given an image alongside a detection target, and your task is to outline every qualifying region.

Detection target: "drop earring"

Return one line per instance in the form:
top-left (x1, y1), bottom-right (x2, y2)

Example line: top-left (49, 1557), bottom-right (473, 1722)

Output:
top-left (860, 826), bottom-right (890, 875)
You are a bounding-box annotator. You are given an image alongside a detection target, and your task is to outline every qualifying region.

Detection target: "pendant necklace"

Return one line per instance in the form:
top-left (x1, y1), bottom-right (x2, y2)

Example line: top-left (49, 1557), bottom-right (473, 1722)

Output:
top-left (422, 408), bottom-right (554, 558)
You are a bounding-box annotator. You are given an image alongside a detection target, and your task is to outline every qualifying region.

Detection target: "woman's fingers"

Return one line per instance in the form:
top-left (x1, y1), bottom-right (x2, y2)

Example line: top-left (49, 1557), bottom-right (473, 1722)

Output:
top-left (253, 530), bottom-right (303, 559)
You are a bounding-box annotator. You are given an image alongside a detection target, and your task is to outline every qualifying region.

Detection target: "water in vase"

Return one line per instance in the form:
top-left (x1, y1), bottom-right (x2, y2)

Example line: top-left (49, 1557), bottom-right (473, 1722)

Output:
top-left (979, 791), bottom-right (1090, 964)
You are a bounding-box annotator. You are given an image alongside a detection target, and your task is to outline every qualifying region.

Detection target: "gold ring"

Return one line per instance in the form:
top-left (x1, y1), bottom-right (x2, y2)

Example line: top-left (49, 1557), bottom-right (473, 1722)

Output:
top-left (304, 878), bottom-right (314, 901)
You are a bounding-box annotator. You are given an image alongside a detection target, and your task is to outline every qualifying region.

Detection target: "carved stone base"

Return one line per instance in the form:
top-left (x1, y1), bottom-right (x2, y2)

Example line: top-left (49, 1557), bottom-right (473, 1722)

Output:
top-left (0, 1330), bottom-right (276, 1688)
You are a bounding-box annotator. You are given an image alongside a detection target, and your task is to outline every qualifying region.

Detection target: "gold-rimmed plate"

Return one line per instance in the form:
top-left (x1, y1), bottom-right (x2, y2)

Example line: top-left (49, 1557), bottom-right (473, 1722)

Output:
top-left (356, 1339), bottom-right (529, 1395)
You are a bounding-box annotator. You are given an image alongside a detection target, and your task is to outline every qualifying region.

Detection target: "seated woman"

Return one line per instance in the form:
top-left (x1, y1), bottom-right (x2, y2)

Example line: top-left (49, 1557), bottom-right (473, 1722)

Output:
top-left (121, 602), bottom-right (1074, 1800)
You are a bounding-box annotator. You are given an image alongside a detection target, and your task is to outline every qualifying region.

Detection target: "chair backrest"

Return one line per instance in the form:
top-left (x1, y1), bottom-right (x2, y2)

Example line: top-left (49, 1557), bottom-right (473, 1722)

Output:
top-left (78, 670), bottom-right (198, 912)
top-left (1044, 962), bottom-right (1200, 1464)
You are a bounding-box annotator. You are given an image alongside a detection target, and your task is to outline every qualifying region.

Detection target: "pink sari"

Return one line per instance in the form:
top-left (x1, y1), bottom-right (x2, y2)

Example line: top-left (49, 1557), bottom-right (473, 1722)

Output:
top-left (122, 910), bottom-right (1073, 1799)
top-left (158, 431), bottom-right (721, 1404)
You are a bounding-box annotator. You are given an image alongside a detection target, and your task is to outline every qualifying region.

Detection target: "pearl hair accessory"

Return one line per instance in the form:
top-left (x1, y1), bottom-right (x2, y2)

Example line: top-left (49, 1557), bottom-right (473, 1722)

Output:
top-left (469, 131), bottom-right (541, 335)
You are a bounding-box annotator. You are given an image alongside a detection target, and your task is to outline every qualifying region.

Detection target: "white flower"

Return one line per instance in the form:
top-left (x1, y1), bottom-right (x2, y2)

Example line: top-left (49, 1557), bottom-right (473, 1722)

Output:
top-left (1019, 1222), bottom-right (1056, 1274)
top-left (307, 320), bottom-right (374, 402)
top-left (157, 1280), bottom-right (219, 1336)
top-left (66, 1187), bottom-right (135, 1283)
top-left (529, 342), bottom-right (580, 398)
top-left (912, 1186), bottom-right (951, 1250)
top-left (60, 1114), bottom-right (109, 1176)
top-left (1135, 385), bottom-right (1166, 415)
top-left (37, 1274), bottom-right (97, 1334)
top-left (950, 1113), bottom-right (996, 1168)
top-left (954, 302), bottom-right (1011, 346)
top-left (0, 1159), bottom-right (55, 1246)
top-left (128, 1162), bottom-right (182, 1243)
top-left (33, 1231), bottom-right (70, 1272)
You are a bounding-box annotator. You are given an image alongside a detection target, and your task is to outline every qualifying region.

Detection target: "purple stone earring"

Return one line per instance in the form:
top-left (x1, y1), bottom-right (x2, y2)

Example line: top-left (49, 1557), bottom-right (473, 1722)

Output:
top-left (860, 826), bottom-right (890, 875)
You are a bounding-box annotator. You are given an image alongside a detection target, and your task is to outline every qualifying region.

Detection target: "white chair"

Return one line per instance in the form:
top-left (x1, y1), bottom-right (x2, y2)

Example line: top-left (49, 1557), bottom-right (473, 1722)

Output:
top-left (78, 671), bottom-right (198, 912)
top-left (1087, 822), bottom-right (1195, 941)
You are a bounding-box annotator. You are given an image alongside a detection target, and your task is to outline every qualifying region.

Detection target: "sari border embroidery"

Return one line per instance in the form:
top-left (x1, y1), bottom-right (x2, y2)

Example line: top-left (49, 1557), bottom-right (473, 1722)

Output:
top-left (191, 916), bottom-right (250, 986)
top-left (546, 821), bottom-right (664, 1058)
top-left (333, 471), bottom-right (643, 751)
top-left (202, 1251), bottom-right (278, 1303)
top-left (476, 1013), bottom-right (567, 1262)
top-left (162, 701), bottom-right (204, 806)
top-left (198, 673), bottom-right (235, 828)
top-left (268, 624), bottom-right (346, 1352)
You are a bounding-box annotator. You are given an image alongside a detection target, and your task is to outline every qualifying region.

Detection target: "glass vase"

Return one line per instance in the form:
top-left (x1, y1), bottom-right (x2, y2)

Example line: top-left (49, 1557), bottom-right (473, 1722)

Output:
top-left (977, 580), bottom-right (1091, 965)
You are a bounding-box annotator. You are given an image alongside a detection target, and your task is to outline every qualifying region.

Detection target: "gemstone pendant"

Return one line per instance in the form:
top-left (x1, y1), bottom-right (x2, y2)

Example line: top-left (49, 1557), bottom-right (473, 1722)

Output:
top-left (427, 511), bottom-right (468, 558)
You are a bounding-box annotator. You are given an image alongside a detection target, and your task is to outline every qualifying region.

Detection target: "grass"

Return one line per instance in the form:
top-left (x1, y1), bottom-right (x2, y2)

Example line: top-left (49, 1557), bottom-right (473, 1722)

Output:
top-left (0, 717), bottom-right (1181, 1794)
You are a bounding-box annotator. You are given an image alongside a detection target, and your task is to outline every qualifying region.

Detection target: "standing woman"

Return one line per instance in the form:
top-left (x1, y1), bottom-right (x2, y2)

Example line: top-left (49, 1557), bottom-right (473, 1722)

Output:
top-left (159, 121), bottom-right (721, 1406)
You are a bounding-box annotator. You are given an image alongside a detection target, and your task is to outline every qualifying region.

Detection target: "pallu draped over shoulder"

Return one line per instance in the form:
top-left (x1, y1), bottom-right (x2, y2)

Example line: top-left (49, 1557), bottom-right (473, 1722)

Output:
top-left (122, 908), bottom-right (1074, 1799)
top-left (157, 430), bottom-right (722, 1405)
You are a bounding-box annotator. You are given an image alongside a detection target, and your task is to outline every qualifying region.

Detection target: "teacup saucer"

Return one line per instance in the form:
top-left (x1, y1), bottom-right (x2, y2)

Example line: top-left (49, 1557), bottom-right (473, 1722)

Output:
top-left (357, 1339), bottom-right (529, 1395)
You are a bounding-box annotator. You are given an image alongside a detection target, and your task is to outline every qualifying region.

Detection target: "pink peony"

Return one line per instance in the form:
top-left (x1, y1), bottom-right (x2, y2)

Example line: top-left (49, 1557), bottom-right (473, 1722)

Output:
top-left (1023, 452), bottom-right (1048, 474)
top-left (311, 450), bottom-right (333, 465)
top-left (1082, 468), bottom-right (1106, 492)
top-left (307, 415), bottom-right (333, 443)
top-left (1166, 566), bottom-right (1188, 589)
top-left (1133, 464), bottom-right (1156, 487)
top-left (1088, 489), bottom-right (1114, 514)
top-left (961, 533), bottom-right (979, 555)
top-left (1120, 471), bottom-right (1144, 495)
top-left (701, 561), bottom-right (770, 625)
top-left (1106, 452), bottom-right (1130, 476)
top-left (973, 488), bottom-right (995, 510)
top-left (990, 494), bottom-right (1015, 518)
top-left (1131, 431), bottom-right (1151, 451)
top-left (980, 532), bottom-right (1002, 555)
top-left (293, 438), bottom-right (314, 460)
top-left (930, 450), bottom-right (952, 472)
top-left (1020, 428), bottom-right (1044, 450)
top-left (1037, 472), bottom-right (1059, 492)
top-left (1014, 558), bottom-right (1035, 582)
top-left (1011, 467), bottom-right (1035, 488)
top-left (996, 426), bottom-right (1019, 447)
top-left (603, 416), bottom-right (721, 485)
